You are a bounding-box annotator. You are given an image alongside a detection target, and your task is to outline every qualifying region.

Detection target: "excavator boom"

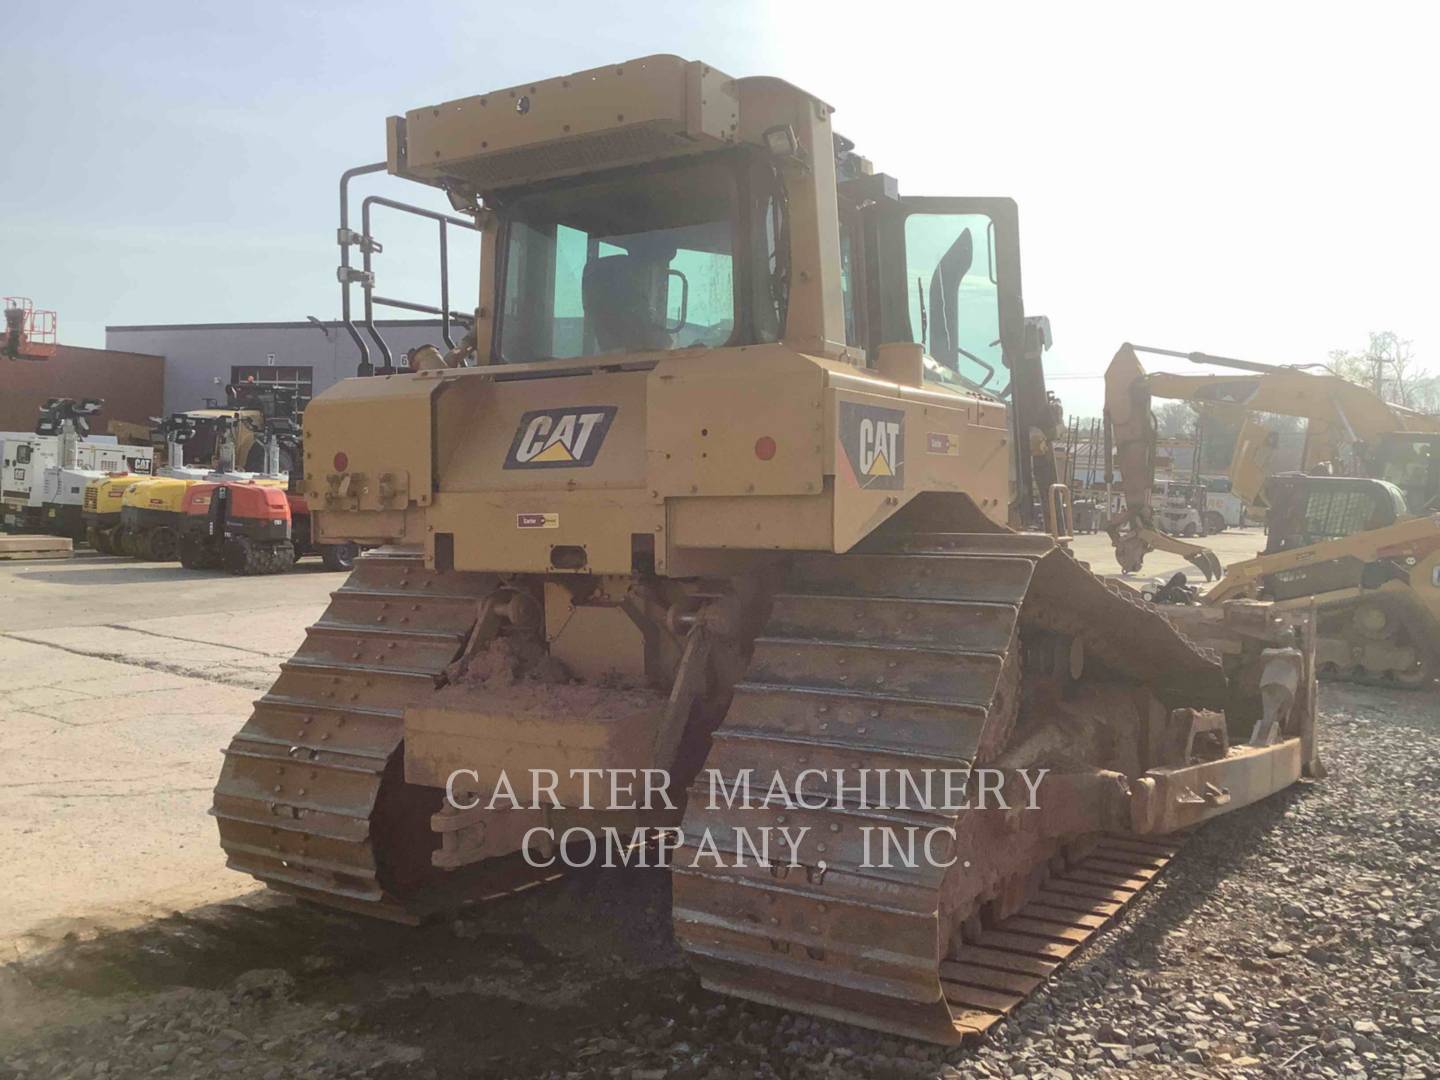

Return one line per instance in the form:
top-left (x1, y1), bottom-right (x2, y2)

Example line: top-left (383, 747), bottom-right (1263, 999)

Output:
top-left (1103, 341), bottom-right (1440, 576)
top-left (1102, 344), bottom-right (1222, 579)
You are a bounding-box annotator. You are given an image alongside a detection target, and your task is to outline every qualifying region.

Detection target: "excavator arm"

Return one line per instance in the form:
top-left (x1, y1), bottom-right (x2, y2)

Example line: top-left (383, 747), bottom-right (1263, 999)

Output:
top-left (1102, 344), bottom-right (1223, 579)
top-left (1103, 341), bottom-right (1440, 577)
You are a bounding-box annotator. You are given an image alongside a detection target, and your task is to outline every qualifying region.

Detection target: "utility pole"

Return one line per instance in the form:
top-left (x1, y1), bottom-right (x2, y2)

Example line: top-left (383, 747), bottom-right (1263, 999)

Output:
top-left (1192, 412), bottom-right (1203, 484)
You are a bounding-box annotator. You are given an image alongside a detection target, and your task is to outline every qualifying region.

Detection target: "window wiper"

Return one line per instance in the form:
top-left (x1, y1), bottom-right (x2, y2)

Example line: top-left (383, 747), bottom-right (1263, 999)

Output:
top-left (769, 168), bottom-right (791, 325)
top-left (916, 276), bottom-right (928, 346)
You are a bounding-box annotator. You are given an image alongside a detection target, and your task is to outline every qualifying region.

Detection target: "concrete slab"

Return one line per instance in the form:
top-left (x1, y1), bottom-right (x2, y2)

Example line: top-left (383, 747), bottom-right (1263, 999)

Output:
top-left (0, 552), bottom-right (339, 632)
top-left (0, 557), bottom-right (349, 955)
top-left (1070, 525), bottom-right (1269, 590)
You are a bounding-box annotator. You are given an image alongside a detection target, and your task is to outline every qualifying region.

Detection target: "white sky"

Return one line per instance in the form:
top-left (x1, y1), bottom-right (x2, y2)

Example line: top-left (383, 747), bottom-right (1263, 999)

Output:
top-left (2, 0), bottom-right (1435, 417)
top-left (771, 1), bottom-right (1440, 415)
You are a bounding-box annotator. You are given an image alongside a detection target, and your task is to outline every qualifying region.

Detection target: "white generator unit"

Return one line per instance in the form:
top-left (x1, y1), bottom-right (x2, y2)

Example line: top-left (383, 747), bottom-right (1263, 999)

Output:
top-left (1, 433), bottom-right (154, 537)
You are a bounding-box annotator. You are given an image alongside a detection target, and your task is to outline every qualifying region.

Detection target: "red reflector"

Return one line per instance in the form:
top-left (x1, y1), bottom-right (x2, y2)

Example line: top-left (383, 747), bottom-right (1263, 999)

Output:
top-left (754, 436), bottom-right (777, 461)
top-left (333, 452), bottom-right (349, 472)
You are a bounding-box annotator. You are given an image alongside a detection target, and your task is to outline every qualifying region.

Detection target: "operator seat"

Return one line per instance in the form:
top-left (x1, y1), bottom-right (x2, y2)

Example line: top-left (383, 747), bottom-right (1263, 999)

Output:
top-left (581, 255), bottom-right (671, 352)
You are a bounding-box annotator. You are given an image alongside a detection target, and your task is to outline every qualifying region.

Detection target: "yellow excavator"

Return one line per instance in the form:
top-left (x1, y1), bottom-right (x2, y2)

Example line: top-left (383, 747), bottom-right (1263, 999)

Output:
top-left (1104, 342), bottom-right (1440, 576)
top-left (212, 56), bottom-right (1320, 1044)
top-left (1105, 342), bottom-right (1440, 686)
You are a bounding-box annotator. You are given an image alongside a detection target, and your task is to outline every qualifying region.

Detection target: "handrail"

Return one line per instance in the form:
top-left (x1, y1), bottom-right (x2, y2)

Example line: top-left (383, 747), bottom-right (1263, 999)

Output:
top-left (1046, 483), bottom-right (1074, 541)
top-left (337, 163), bottom-right (388, 376)
top-left (358, 195), bottom-right (480, 373)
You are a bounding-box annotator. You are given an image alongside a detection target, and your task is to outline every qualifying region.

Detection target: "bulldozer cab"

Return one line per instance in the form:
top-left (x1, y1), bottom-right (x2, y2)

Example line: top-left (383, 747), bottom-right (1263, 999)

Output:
top-left (336, 56), bottom-right (1054, 530)
top-left (493, 163), bottom-right (1024, 386)
top-left (1262, 473), bottom-right (1407, 554)
top-left (494, 165), bottom-right (1026, 380)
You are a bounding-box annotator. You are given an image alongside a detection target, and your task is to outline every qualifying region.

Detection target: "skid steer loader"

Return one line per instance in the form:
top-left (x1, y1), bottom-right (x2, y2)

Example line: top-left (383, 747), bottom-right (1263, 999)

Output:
top-left (1201, 474), bottom-right (1440, 687)
top-left (213, 56), bottom-right (1320, 1044)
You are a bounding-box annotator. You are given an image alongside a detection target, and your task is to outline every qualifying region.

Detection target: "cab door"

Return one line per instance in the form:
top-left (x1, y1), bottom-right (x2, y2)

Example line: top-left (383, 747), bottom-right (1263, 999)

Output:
top-left (859, 195), bottom-right (1054, 526)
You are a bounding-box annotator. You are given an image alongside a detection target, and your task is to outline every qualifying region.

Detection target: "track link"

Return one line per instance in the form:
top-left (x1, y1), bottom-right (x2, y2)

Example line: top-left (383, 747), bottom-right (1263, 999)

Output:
top-left (211, 550), bottom-right (557, 920)
top-left (673, 532), bottom-right (1219, 1043)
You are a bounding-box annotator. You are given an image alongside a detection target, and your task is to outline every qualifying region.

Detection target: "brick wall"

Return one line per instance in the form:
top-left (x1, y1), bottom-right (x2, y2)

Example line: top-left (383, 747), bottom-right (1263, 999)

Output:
top-left (0, 344), bottom-right (164, 436)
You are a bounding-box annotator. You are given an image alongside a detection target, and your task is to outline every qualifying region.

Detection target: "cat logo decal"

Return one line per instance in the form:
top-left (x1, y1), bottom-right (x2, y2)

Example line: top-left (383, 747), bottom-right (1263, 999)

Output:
top-left (504, 406), bottom-right (618, 469)
top-left (838, 401), bottom-right (905, 490)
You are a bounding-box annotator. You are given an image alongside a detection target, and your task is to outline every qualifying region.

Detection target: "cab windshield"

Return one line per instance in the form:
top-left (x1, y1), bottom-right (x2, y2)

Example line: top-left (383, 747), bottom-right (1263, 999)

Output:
top-left (495, 153), bottom-right (780, 363)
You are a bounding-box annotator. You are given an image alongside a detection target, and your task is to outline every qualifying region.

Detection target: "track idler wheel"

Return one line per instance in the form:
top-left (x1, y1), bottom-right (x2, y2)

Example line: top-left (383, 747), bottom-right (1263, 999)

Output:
top-left (320, 541), bottom-right (360, 572)
top-left (143, 526), bottom-right (180, 562)
top-left (222, 537), bottom-right (292, 575)
top-left (223, 537), bottom-right (259, 575)
top-left (178, 532), bottom-right (221, 570)
top-left (267, 541), bottom-right (296, 574)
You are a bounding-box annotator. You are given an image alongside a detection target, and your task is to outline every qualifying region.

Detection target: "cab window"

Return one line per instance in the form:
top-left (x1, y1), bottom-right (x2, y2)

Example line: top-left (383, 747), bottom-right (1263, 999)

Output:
top-left (902, 212), bottom-right (1005, 396)
top-left (498, 158), bottom-right (740, 363)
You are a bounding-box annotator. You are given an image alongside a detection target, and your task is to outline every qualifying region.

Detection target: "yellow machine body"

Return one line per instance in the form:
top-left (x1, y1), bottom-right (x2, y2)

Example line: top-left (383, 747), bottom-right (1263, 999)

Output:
top-left (304, 345), bottom-right (1012, 575)
top-left (215, 55), bottom-right (1321, 1046)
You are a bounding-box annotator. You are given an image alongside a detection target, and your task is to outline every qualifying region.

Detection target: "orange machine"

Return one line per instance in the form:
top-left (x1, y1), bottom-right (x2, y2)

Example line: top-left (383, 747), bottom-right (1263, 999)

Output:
top-left (178, 480), bottom-right (294, 574)
top-left (2, 298), bottom-right (58, 361)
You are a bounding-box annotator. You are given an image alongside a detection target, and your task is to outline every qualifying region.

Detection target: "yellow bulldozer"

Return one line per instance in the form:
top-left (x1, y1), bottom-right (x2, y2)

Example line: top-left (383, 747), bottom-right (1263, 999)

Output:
top-left (213, 56), bottom-right (1321, 1044)
top-left (1104, 343), bottom-right (1440, 686)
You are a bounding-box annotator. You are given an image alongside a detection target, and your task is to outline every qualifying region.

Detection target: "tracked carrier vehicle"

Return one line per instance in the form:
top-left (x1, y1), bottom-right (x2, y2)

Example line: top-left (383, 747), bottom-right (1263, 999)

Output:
top-left (214, 56), bottom-right (1320, 1043)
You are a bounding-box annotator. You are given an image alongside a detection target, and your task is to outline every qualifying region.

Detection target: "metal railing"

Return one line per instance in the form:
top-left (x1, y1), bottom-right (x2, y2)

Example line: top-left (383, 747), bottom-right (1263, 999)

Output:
top-left (336, 165), bottom-right (480, 376)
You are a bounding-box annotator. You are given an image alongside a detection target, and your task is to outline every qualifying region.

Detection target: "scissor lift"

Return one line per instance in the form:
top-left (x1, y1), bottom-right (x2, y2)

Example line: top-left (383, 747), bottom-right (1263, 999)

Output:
top-left (2, 297), bottom-right (58, 360)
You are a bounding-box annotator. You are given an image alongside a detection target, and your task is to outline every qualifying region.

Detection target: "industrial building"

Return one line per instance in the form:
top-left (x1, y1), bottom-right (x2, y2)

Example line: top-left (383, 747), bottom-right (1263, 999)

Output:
top-left (0, 341), bottom-right (164, 436)
top-left (104, 318), bottom-right (455, 416)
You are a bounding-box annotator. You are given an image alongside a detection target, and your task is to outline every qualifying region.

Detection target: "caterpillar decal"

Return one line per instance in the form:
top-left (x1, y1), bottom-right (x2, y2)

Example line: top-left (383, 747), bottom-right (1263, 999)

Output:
top-left (839, 401), bottom-right (905, 490)
top-left (504, 406), bottom-right (618, 469)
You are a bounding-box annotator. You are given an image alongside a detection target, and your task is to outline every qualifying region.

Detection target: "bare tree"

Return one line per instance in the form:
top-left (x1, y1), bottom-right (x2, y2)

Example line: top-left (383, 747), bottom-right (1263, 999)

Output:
top-left (1408, 373), bottom-right (1440, 413)
top-left (1327, 331), bottom-right (1430, 408)
top-left (1154, 401), bottom-right (1196, 437)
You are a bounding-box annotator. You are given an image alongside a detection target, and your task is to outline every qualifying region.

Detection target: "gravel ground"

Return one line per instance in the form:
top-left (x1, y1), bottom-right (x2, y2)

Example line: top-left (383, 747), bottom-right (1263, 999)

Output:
top-left (2, 682), bottom-right (1436, 1080)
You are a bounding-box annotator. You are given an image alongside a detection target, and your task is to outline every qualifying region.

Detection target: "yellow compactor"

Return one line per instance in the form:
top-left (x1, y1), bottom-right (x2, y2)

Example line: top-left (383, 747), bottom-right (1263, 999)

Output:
top-left (213, 56), bottom-right (1321, 1043)
top-left (97, 414), bottom-right (236, 560)
top-left (90, 387), bottom-right (288, 558)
